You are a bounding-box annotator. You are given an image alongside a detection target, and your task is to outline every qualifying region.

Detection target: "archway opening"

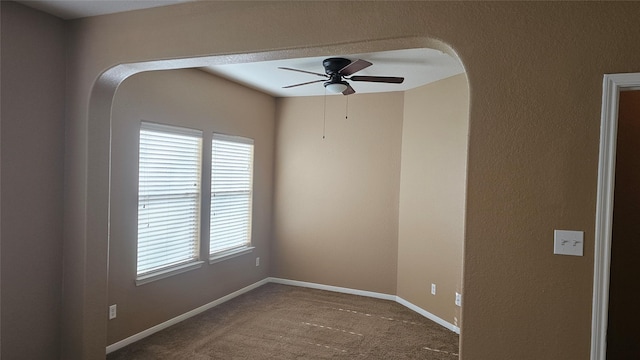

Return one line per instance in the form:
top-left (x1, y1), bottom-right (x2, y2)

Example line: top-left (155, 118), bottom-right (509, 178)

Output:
top-left (85, 38), bottom-right (470, 358)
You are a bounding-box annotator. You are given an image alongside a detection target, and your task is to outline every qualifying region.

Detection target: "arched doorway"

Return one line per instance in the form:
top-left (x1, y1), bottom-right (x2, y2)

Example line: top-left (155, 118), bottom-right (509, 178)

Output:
top-left (80, 38), bottom-right (470, 358)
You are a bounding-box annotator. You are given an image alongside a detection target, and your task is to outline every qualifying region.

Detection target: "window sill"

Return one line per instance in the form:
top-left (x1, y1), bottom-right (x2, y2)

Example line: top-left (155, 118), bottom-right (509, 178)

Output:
top-left (209, 246), bottom-right (254, 264)
top-left (135, 261), bottom-right (204, 286)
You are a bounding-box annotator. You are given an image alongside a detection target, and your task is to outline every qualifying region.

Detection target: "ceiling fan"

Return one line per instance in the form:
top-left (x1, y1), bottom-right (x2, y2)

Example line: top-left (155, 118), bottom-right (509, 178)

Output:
top-left (279, 57), bottom-right (404, 95)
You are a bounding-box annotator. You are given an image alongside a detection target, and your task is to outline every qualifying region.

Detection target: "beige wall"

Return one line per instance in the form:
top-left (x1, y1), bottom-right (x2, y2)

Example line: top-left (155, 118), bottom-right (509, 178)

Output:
top-left (110, 69), bottom-right (465, 343)
top-left (108, 69), bottom-right (275, 344)
top-left (606, 90), bottom-right (640, 358)
top-left (1, 2), bottom-right (66, 359)
top-left (273, 75), bottom-right (469, 314)
top-left (272, 93), bottom-right (403, 294)
top-left (0, 1), bottom-right (629, 359)
top-left (397, 74), bottom-right (468, 328)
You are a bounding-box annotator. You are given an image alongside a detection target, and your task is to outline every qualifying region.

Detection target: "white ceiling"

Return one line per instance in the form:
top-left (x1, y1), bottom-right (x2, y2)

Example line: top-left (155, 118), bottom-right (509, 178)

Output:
top-left (17, 1), bottom-right (465, 97)
top-left (17, 0), bottom-right (196, 19)
top-left (201, 48), bottom-right (464, 98)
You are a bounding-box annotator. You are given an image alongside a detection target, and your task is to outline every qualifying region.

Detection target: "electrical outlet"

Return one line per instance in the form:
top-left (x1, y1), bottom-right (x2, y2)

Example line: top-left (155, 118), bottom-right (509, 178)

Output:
top-left (109, 304), bottom-right (117, 320)
top-left (455, 292), bottom-right (462, 307)
top-left (431, 283), bottom-right (436, 295)
top-left (255, 257), bottom-right (260, 267)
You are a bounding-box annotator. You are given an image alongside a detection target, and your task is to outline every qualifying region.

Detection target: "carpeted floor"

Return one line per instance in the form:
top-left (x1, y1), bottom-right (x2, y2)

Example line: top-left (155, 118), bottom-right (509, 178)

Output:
top-left (107, 283), bottom-right (459, 359)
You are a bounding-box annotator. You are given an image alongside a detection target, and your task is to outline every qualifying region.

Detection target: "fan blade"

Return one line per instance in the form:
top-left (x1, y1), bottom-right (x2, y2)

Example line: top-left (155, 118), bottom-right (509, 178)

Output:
top-left (339, 59), bottom-right (372, 76)
top-left (342, 83), bottom-right (356, 95)
top-left (282, 79), bottom-right (325, 88)
top-left (278, 67), bottom-right (327, 78)
top-left (349, 75), bottom-right (404, 84)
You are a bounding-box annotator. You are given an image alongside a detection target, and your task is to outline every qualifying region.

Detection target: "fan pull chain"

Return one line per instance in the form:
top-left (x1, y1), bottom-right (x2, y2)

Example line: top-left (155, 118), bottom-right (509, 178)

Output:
top-left (345, 96), bottom-right (349, 119)
top-left (322, 90), bottom-right (327, 139)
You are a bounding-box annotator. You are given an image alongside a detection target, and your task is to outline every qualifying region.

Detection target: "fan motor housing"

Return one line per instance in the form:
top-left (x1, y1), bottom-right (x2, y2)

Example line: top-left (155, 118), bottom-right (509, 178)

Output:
top-left (323, 58), bottom-right (351, 75)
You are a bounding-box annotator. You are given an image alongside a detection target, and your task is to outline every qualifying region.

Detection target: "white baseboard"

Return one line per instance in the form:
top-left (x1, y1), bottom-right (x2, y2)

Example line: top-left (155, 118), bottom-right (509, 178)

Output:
top-left (269, 277), bottom-right (459, 334)
top-left (107, 277), bottom-right (459, 353)
top-left (267, 277), bottom-right (397, 301)
top-left (396, 296), bottom-right (460, 334)
top-left (106, 278), bottom-right (270, 354)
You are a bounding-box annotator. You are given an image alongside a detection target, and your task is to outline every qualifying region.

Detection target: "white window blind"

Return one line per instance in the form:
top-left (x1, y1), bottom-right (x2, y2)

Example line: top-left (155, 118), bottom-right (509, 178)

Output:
top-left (137, 122), bottom-right (203, 276)
top-left (210, 134), bottom-right (254, 255)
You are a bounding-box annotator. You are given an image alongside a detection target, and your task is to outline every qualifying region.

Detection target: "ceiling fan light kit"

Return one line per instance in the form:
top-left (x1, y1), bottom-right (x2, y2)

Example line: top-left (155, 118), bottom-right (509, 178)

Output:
top-left (324, 81), bottom-right (348, 93)
top-left (280, 57), bottom-right (404, 96)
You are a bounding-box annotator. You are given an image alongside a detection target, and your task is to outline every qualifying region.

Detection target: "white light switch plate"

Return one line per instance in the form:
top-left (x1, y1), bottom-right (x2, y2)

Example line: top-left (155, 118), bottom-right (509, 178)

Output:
top-left (554, 230), bottom-right (584, 256)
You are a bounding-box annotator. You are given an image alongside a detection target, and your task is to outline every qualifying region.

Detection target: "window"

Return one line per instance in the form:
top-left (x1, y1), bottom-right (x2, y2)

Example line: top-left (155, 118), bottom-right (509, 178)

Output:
top-left (210, 134), bottom-right (254, 257)
top-left (137, 122), bottom-right (203, 279)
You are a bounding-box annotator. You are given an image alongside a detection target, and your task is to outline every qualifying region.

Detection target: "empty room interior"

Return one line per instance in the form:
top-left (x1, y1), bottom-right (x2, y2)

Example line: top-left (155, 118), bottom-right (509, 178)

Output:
top-left (106, 51), bottom-right (469, 350)
top-left (3, 1), bottom-right (640, 359)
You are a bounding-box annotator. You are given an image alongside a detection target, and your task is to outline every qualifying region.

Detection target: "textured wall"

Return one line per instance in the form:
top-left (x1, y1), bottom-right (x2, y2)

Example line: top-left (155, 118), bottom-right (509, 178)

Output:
top-left (60, 2), bottom-right (640, 359)
top-left (0, 2), bottom-right (66, 358)
top-left (108, 69), bottom-right (275, 345)
top-left (397, 74), bottom-right (469, 328)
top-left (272, 93), bottom-right (403, 295)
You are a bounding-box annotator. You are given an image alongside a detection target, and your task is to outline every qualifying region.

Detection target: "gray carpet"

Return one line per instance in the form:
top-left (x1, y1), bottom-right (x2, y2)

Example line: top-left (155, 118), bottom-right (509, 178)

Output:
top-left (107, 283), bottom-right (459, 359)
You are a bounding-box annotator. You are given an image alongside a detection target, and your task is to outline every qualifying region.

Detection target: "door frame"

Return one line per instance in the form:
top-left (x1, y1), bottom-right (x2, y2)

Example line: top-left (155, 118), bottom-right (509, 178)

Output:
top-left (591, 72), bottom-right (640, 360)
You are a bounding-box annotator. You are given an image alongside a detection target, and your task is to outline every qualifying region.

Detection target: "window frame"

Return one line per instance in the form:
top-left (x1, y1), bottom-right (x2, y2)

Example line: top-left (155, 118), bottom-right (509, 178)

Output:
top-left (209, 133), bottom-right (255, 262)
top-left (135, 121), bottom-right (205, 285)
